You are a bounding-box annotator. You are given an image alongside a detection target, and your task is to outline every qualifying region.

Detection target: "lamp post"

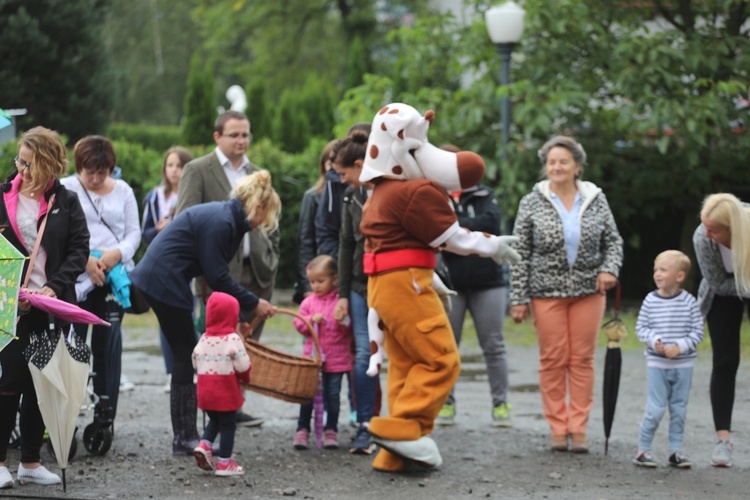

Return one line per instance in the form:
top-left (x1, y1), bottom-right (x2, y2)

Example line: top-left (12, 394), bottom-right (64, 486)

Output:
top-left (485, 1), bottom-right (526, 166)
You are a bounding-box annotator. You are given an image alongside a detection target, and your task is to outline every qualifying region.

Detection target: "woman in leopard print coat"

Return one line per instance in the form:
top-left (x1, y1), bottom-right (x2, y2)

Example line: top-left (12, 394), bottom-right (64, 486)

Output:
top-left (510, 136), bottom-right (623, 453)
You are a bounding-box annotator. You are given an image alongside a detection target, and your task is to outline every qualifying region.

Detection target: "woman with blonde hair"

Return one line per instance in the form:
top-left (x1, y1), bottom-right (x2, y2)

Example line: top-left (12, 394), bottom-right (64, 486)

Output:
top-left (0, 127), bottom-right (89, 488)
top-left (693, 192), bottom-right (750, 467)
top-left (130, 170), bottom-right (279, 456)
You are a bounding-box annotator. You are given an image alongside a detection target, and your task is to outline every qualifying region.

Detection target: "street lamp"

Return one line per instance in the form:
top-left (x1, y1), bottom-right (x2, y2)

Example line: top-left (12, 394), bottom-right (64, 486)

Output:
top-left (485, 1), bottom-right (526, 166)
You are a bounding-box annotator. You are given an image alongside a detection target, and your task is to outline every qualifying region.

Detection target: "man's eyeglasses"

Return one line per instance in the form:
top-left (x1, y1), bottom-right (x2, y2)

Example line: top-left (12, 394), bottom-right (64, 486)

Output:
top-left (14, 156), bottom-right (31, 171)
top-left (221, 132), bottom-right (252, 140)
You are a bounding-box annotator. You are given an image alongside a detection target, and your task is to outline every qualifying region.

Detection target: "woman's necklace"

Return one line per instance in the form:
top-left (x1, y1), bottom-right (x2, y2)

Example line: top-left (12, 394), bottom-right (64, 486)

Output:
top-left (20, 185), bottom-right (38, 199)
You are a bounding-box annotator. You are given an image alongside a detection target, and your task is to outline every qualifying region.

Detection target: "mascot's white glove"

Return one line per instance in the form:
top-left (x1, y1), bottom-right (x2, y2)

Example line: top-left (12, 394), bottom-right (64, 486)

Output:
top-left (432, 272), bottom-right (457, 312)
top-left (491, 235), bottom-right (521, 265)
top-left (435, 223), bottom-right (521, 266)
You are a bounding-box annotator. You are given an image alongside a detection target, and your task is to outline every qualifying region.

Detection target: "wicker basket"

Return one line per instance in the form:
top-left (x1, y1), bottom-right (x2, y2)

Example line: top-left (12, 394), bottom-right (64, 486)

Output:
top-left (242, 308), bottom-right (322, 404)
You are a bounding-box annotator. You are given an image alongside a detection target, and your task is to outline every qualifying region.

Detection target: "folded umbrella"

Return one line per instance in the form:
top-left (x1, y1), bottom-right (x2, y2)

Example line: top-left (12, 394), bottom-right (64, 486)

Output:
top-left (601, 282), bottom-right (627, 455)
top-left (25, 329), bottom-right (90, 492)
top-left (19, 290), bottom-right (111, 327)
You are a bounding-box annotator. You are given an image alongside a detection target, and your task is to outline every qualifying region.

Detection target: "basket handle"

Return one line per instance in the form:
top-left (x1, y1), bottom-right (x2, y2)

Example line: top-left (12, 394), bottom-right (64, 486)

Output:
top-left (245, 307), bottom-right (323, 364)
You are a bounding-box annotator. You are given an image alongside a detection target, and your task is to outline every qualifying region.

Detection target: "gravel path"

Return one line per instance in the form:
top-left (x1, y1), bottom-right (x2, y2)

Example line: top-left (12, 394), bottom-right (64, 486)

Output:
top-left (2, 320), bottom-right (750, 499)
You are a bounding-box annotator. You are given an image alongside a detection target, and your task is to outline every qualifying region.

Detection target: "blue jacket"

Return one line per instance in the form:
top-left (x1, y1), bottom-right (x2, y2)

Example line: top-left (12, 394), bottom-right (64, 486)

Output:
top-left (130, 198), bottom-right (259, 311)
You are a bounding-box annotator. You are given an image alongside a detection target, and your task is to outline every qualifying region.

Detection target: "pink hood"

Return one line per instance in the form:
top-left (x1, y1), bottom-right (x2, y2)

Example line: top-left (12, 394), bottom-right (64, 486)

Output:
top-left (205, 291), bottom-right (240, 337)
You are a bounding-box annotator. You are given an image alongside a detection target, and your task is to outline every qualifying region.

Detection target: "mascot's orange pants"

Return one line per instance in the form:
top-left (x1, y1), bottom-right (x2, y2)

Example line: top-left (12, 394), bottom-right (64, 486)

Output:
top-left (367, 267), bottom-right (460, 447)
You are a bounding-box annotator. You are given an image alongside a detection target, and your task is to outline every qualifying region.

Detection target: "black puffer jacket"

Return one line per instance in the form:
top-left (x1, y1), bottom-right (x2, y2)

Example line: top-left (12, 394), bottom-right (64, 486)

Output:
top-left (338, 186), bottom-right (368, 299)
top-left (442, 184), bottom-right (508, 291)
top-left (0, 171), bottom-right (89, 305)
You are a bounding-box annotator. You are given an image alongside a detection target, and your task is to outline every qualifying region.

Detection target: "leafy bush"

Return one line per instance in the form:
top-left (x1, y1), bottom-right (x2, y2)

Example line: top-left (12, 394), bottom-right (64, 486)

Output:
top-left (107, 123), bottom-right (183, 153)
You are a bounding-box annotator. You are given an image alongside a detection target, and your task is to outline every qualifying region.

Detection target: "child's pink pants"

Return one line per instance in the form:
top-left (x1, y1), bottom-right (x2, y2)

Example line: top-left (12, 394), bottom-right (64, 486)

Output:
top-left (530, 293), bottom-right (605, 437)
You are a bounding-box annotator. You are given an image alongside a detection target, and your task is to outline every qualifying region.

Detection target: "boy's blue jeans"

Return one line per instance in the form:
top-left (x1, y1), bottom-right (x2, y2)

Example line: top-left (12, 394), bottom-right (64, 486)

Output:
top-left (639, 366), bottom-right (693, 453)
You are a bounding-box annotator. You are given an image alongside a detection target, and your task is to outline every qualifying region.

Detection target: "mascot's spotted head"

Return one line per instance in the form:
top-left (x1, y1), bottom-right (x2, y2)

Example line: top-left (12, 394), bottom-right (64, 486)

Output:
top-left (359, 103), bottom-right (485, 191)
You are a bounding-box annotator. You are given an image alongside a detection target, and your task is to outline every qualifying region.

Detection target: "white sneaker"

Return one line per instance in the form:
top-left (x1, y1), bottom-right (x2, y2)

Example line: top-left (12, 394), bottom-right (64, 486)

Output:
top-left (371, 435), bottom-right (443, 468)
top-left (120, 375), bottom-right (135, 392)
top-left (17, 464), bottom-right (61, 485)
top-left (163, 374), bottom-right (172, 393)
top-left (0, 466), bottom-right (14, 489)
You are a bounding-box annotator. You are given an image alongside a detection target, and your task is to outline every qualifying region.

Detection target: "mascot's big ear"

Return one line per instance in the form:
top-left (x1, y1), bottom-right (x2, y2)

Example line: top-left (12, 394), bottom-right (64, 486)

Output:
top-left (359, 102), bottom-right (486, 190)
top-left (360, 103), bottom-right (427, 183)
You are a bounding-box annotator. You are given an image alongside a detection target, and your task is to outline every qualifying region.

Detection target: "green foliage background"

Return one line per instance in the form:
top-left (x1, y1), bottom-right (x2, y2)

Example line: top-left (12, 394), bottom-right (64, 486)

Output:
top-left (3, 0), bottom-right (750, 297)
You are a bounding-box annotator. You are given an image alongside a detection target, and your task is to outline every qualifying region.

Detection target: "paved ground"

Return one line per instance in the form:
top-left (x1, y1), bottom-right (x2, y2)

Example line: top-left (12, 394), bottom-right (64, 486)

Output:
top-left (2, 310), bottom-right (750, 499)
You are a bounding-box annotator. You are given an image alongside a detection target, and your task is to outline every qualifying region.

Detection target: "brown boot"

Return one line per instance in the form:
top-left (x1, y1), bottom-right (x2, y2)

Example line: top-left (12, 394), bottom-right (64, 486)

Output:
top-left (570, 433), bottom-right (589, 453)
top-left (550, 434), bottom-right (568, 452)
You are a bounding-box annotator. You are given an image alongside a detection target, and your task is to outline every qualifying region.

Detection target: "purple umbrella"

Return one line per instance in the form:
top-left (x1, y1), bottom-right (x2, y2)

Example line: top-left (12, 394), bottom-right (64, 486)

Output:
top-left (19, 290), bottom-right (111, 327)
top-left (313, 323), bottom-right (324, 450)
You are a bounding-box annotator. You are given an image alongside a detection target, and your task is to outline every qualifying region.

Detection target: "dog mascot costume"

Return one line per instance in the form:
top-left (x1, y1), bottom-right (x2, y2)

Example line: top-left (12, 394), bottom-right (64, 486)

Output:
top-left (359, 103), bottom-right (521, 472)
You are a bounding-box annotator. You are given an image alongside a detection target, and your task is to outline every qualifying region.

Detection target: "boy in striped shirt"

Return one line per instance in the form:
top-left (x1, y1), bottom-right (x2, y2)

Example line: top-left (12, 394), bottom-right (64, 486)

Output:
top-left (633, 250), bottom-right (704, 469)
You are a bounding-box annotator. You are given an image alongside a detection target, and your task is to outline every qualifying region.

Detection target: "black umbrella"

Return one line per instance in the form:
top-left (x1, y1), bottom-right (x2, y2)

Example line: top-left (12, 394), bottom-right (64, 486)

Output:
top-left (601, 282), bottom-right (627, 455)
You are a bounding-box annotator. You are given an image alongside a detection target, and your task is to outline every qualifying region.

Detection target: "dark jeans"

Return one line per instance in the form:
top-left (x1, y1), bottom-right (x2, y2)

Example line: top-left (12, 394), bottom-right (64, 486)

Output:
top-left (202, 410), bottom-right (237, 459)
top-left (706, 294), bottom-right (750, 432)
top-left (350, 290), bottom-right (378, 424)
top-left (74, 286), bottom-right (124, 420)
top-left (297, 372), bottom-right (345, 432)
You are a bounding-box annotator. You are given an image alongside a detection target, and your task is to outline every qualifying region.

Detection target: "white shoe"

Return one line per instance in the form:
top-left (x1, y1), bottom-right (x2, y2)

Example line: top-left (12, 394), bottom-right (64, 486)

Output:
top-left (17, 464), bottom-right (61, 486)
top-left (0, 466), bottom-right (14, 489)
top-left (163, 374), bottom-right (172, 393)
top-left (371, 436), bottom-right (443, 468)
top-left (120, 375), bottom-right (135, 392)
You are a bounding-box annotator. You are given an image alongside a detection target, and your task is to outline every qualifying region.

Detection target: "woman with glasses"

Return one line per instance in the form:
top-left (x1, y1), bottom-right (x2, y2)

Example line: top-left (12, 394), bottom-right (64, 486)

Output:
top-left (0, 127), bottom-right (89, 489)
top-left (60, 136), bottom-right (141, 429)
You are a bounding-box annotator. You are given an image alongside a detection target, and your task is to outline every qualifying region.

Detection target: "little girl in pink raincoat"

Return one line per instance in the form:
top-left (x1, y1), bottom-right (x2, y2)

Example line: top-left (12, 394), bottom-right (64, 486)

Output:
top-left (292, 255), bottom-right (353, 450)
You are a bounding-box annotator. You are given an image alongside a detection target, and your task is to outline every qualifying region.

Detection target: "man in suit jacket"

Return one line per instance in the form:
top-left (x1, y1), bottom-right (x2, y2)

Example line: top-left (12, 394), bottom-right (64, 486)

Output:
top-left (175, 110), bottom-right (280, 427)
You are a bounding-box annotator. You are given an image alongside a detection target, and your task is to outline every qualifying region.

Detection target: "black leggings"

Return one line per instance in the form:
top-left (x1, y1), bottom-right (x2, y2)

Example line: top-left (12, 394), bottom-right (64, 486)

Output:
top-left (0, 392), bottom-right (45, 464)
top-left (145, 294), bottom-right (198, 385)
top-left (706, 294), bottom-right (750, 432)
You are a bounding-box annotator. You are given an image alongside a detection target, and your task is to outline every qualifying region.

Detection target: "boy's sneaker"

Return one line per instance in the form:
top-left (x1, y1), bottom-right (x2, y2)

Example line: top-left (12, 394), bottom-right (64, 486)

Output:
top-left (193, 440), bottom-right (214, 471)
top-left (323, 429), bottom-right (339, 449)
top-left (350, 426), bottom-right (377, 455)
top-left (436, 404), bottom-right (456, 426)
top-left (711, 439), bottom-right (733, 467)
top-left (669, 451), bottom-right (692, 469)
top-left (17, 464), bottom-right (61, 485)
top-left (215, 457), bottom-right (244, 477)
top-left (293, 429), bottom-right (310, 450)
top-left (236, 411), bottom-right (263, 428)
top-left (0, 466), bottom-right (14, 489)
top-left (491, 403), bottom-right (512, 427)
top-left (633, 450), bottom-right (658, 468)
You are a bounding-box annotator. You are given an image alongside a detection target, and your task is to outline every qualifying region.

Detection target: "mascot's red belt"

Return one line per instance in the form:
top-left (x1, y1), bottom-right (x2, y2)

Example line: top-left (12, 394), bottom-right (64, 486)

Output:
top-left (363, 249), bottom-right (436, 276)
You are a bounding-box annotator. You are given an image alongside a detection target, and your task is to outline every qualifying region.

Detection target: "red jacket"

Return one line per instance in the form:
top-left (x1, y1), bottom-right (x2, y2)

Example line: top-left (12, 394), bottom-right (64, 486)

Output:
top-left (192, 292), bottom-right (251, 411)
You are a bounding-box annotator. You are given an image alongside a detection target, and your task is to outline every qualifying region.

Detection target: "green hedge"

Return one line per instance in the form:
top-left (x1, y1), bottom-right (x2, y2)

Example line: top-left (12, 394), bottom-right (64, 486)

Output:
top-left (106, 123), bottom-right (183, 153)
